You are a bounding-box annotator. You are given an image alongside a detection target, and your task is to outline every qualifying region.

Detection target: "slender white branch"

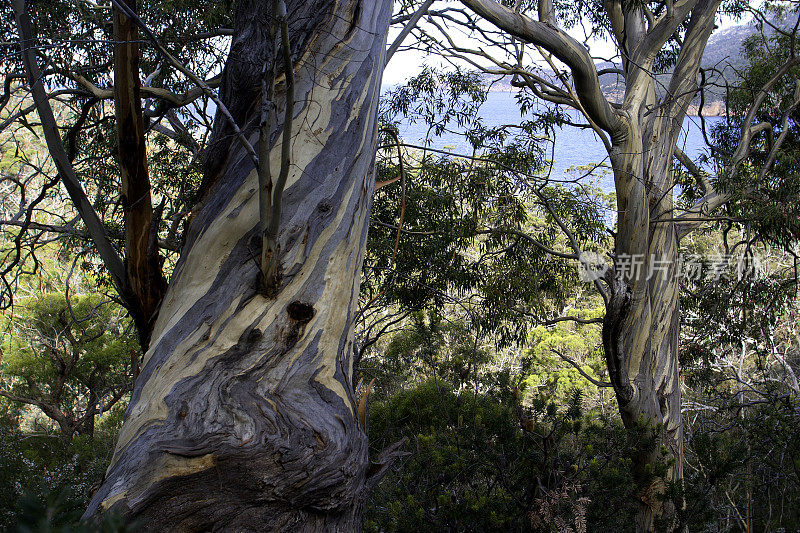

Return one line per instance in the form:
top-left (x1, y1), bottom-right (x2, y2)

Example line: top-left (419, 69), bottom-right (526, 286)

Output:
top-left (674, 146), bottom-right (711, 193)
top-left (461, 0), bottom-right (626, 141)
top-left (386, 0), bottom-right (435, 65)
top-left (678, 56), bottom-right (800, 236)
top-left (553, 349), bottom-right (613, 388)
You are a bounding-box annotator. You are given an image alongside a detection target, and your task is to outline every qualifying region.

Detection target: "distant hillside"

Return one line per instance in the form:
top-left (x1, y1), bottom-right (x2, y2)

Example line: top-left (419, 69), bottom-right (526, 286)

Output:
top-left (703, 11), bottom-right (799, 68)
top-left (702, 21), bottom-right (753, 69)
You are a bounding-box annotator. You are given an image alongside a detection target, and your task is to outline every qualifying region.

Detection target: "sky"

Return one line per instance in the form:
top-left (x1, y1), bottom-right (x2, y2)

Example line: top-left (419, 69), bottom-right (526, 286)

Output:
top-left (382, 6), bottom-right (750, 86)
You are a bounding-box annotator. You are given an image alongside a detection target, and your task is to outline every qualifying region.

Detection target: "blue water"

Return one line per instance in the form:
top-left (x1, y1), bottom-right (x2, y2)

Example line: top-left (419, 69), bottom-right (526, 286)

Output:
top-left (396, 91), bottom-right (723, 192)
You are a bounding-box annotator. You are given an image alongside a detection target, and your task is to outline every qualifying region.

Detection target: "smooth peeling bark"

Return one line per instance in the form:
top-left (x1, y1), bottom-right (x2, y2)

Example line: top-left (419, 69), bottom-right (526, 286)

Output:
top-left (604, 124), bottom-right (684, 530)
top-left (602, 7), bottom-right (719, 528)
top-left (85, 1), bottom-right (392, 530)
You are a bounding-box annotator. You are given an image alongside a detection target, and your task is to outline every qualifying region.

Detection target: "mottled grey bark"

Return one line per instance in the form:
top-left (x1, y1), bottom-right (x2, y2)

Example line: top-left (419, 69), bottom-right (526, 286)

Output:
top-left (604, 129), bottom-right (685, 531)
top-left (603, 4), bottom-right (719, 529)
top-left (84, 1), bottom-right (393, 530)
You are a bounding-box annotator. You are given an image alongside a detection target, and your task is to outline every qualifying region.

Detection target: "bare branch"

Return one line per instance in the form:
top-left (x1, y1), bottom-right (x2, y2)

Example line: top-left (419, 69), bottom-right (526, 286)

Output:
top-left (113, 0), bottom-right (166, 347)
top-left (260, 0), bottom-right (295, 295)
top-left (70, 71), bottom-right (222, 110)
top-left (107, 0), bottom-right (257, 166)
top-left (552, 349), bottom-right (613, 387)
top-left (674, 146), bottom-right (711, 193)
top-left (461, 0), bottom-right (626, 140)
top-left (475, 227), bottom-right (578, 260)
top-left (678, 56), bottom-right (800, 236)
top-left (386, 0), bottom-right (435, 65)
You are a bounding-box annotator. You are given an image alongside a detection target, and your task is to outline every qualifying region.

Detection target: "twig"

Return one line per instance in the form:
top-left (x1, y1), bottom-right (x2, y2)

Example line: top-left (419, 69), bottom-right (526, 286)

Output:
top-left (385, 0), bottom-right (435, 65)
top-left (259, 0), bottom-right (295, 295)
top-left (552, 349), bottom-right (612, 388)
top-left (108, 0), bottom-right (258, 165)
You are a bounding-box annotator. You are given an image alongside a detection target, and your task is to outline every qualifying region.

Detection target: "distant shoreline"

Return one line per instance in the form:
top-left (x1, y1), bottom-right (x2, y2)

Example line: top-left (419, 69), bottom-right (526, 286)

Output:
top-left (381, 83), bottom-right (728, 117)
top-left (484, 86), bottom-right (727, 117)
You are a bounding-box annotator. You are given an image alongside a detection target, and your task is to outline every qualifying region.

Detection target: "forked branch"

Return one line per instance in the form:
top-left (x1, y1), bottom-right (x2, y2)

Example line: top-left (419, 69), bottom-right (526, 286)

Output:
top-left (461, 0), bottom-right (626, 141)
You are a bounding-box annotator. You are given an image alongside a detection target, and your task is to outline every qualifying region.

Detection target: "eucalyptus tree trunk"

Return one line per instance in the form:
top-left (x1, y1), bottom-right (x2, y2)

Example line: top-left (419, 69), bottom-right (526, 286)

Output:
top-left (601, 7), bottom-right (718, 527)
top-left (604, 123), bottom-right (684, 531)
top-left (459, 0), bottom-right (722, 529)
top-left (84, 1), bottom-right (392, 530)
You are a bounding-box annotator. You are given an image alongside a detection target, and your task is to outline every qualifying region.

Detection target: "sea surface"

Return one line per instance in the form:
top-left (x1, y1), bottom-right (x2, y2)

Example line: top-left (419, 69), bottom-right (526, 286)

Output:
top-left (395, 90), bottom-right (724, 192)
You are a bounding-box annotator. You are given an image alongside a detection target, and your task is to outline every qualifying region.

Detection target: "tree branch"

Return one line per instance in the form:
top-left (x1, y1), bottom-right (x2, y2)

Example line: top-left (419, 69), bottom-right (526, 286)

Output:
top-left (674, 146), bottom-right (711, 193)
top-left (386, 0), bottom-right (435, 65)
top-left (461, 0), bottom-right (625, 140)
top-left (70, 71), bottom-right (221, 110)
top-left (678, 56), bottom-right (800, 237)
top-left (552, 349), bottom-right (613, 387)
top-left (113, 0), bottom-right (166, 348)
top-left (259, 0), bottom-right (295, 296)
top-left (475, 227), bottom-right (578, 260)
top-left (660, 0), bottom-right (721, 139)
top-left (108, 0), bottom-right (257, 166)
top-left (13, 0), bottom-right (127, 297)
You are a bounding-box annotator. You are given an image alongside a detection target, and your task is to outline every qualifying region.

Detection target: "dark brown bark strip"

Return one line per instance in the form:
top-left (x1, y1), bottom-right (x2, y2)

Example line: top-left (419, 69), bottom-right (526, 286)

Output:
top-left (112, 0), bottom-right (166, 348)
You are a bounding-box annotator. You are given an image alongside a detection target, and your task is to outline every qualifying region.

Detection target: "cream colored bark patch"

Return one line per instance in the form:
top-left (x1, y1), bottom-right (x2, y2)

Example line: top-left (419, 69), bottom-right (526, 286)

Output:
top-left (101, 453), bottom-right (216, 511)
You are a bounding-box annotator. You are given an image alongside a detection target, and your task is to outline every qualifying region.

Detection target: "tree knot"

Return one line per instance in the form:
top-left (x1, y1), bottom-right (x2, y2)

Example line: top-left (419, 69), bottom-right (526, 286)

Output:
top-left (286, 301), bottom-right (315, 323)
